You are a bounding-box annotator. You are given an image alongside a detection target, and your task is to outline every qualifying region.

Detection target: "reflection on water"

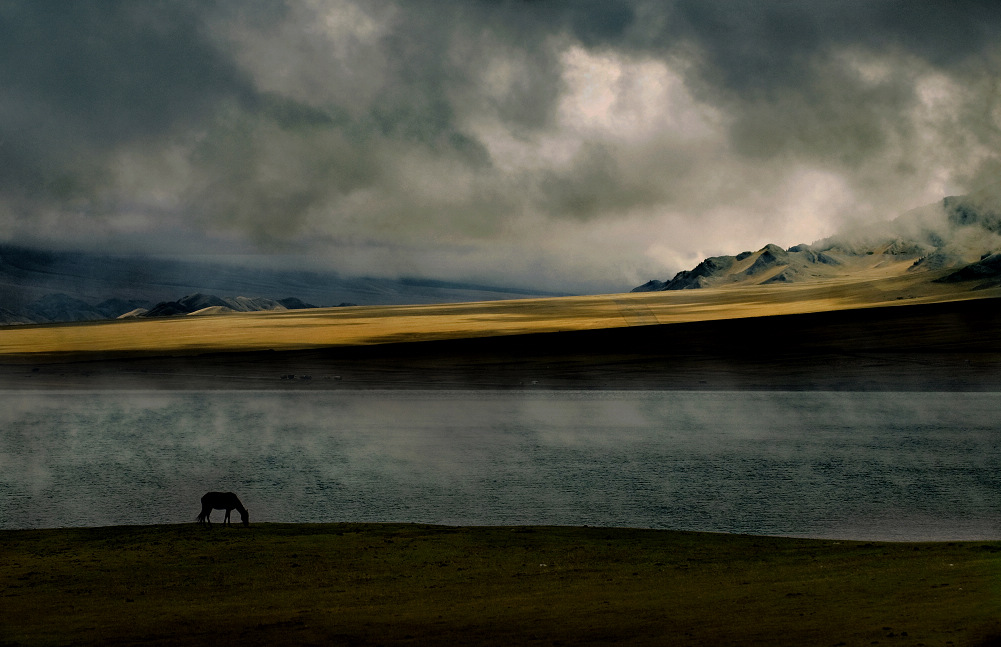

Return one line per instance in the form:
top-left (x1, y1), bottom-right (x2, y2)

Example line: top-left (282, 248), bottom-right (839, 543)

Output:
top-left (1, 390), bottom-right (999, 541)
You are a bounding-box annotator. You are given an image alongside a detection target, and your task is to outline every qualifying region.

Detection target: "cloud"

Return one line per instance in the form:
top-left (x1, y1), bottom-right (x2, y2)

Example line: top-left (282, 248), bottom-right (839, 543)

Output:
top-left (0, 3), bottom-right (252, 184)
top-left (0, 1), bottom-right (999, 293)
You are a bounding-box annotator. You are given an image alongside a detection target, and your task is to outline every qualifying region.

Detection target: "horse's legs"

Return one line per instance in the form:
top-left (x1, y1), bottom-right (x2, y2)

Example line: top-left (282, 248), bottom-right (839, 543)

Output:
top-left (224, 508), bottom-right (232, 526)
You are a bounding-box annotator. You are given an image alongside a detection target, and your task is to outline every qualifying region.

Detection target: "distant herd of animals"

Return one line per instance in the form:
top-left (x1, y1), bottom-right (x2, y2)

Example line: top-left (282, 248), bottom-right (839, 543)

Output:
top-left (196, 491), bottom-right (249, 527)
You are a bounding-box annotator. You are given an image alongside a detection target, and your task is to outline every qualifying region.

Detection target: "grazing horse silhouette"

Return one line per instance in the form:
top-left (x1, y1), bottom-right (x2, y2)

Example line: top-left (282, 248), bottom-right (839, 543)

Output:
top-left (197, 491), bottom-right (249, 527)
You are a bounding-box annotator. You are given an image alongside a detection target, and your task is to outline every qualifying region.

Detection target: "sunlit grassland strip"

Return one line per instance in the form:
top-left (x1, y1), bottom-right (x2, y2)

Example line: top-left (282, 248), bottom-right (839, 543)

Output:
top-left (0, 273), bottom-right (997, 359)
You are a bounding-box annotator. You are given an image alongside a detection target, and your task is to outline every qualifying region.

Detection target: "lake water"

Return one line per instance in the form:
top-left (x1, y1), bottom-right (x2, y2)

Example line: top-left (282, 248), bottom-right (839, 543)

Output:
top-left (1, 390), bottom-right (999, 541)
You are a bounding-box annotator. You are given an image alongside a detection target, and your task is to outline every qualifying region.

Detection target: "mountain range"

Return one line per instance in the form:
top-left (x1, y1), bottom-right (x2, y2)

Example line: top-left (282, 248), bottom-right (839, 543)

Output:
top-left (0, 291), bottom-right (336, 326)
top-left (0, 246), bottom-right (568, 325)
top-left (634, 182), bottom-right (1001, 294)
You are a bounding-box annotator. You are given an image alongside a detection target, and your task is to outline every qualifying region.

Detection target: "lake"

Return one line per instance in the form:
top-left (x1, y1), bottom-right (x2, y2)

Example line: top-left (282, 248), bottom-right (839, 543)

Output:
top-left (1, 390), bottom-right (998, 541)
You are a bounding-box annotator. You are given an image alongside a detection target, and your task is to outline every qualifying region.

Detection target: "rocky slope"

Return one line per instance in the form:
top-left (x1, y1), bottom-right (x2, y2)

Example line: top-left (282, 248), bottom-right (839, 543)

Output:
top-left (634, 183), bottom-right (1001, 293)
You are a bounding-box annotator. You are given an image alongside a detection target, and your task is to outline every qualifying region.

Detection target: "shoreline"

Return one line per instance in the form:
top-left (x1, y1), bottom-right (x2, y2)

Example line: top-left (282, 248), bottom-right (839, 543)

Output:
top-left (2, 521), bottom-right (998, 544)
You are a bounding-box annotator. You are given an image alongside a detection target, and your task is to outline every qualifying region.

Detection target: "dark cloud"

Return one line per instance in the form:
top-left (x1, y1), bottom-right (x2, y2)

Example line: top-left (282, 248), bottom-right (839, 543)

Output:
top-left (0, 2), bottom-right (253, 155)
top-left (656, 1), bottom-right (1001, 170)
top-left (0, 0), bottom-right (999, 292)
top-left (664, 0), bottom-right (1001, 88)
top-left (0, 0), bottom-right (263, 241)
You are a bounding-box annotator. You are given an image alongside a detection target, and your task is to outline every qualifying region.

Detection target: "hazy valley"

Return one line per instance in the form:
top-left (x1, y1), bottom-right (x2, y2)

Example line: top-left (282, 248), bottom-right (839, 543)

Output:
top-left (2, 184), bottom-right (1001, 392)
top-left (3, 184), bottom-right (1001, 330)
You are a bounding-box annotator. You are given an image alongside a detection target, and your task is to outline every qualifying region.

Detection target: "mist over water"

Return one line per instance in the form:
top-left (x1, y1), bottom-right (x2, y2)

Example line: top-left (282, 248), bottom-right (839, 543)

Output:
top-left (1, 390), bottom-right (998, 541)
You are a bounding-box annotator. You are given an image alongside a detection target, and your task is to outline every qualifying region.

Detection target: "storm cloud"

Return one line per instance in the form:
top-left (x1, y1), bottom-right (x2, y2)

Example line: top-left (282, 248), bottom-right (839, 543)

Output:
top-left (1, 1), bottom-right (999, 292)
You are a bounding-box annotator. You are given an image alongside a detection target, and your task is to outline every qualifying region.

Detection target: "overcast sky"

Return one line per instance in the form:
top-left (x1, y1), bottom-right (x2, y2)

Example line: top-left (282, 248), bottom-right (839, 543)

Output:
top-left (1, 1), bottom-right (999, 293)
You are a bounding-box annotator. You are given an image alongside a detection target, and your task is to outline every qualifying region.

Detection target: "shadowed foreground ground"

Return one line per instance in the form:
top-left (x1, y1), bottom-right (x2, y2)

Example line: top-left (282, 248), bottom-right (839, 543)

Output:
top-left (1, 524), bottom-right (999, 646)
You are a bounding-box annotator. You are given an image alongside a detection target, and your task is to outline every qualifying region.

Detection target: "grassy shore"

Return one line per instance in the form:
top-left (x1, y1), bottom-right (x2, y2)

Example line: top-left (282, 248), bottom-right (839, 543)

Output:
top-left (1, 524), bottom-right (998, 646)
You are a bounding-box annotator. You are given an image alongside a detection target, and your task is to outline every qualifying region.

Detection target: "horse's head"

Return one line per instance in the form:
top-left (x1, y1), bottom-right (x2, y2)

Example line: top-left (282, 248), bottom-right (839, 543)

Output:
top-left (240, 509), bottom-right (250, 527)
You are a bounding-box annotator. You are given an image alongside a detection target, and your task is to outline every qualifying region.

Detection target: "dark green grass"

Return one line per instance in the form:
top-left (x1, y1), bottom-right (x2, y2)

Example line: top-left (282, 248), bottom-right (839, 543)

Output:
top-left (1, 523), bottom-right (999, 646)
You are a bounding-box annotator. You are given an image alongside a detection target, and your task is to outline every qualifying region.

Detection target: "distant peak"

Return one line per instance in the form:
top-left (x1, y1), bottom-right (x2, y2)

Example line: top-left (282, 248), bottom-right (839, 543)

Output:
top-left (758, 243), bottom-right (787, 256)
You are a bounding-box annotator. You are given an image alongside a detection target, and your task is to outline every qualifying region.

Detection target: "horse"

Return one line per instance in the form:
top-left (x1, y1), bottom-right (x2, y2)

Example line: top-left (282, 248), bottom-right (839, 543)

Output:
top-left (196, 491), bottom-right (249, 527)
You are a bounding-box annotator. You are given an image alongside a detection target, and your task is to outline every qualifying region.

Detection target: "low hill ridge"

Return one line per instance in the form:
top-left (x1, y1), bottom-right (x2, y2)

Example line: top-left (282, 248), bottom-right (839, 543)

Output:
top-left (145, 293), bottom-right (317, 317)
top-left (8, 293), bottom-right (322, 324)
top-left (137, 294), bottom-right (322, 320)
